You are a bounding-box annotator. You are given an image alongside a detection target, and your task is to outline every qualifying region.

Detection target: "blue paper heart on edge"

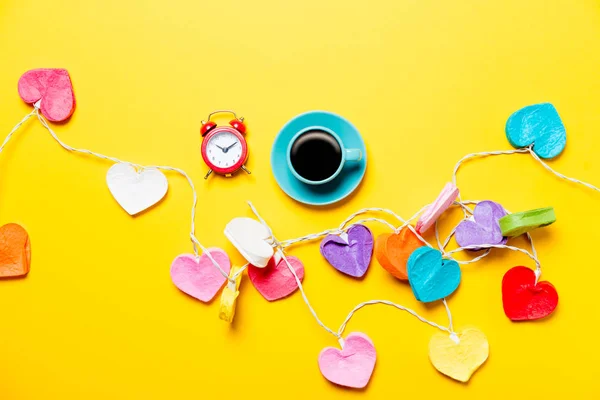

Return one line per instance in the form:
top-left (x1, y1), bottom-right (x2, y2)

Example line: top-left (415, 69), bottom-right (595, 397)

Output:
top-left (505, 103), bottom-right (566, 159)
top-left (407, 247), bottom-right (461, 303)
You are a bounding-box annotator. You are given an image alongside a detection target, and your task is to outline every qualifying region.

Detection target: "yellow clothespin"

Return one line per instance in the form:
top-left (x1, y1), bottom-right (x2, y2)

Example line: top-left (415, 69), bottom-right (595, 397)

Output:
top-left (219, 265), bottom-right (243, 323)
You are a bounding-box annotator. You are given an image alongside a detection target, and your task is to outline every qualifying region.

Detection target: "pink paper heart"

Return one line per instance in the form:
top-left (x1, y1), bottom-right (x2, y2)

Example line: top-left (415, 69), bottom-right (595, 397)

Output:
top-left (170, 249), bottom-right (231, 302)
top-left (18, 68), bottom-right (76, 122)
top-left (416, 183), bottom-right (459, 234)
top-left (318, 332), bottom-right (377, 389)
top-left (248, 255), bottom-right (304, 301)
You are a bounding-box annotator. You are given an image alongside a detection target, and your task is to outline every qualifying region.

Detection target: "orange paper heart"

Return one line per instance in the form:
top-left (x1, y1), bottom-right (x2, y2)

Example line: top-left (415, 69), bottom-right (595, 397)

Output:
top-left (375, 227), bottom-right (422, 280)
top-left (0, 223), bottom-right (31, 278)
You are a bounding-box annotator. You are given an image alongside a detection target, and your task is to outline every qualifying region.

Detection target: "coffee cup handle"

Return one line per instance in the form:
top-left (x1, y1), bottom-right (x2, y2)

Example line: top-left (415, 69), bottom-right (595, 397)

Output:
top-left (345, 148), bottom-right (362, 162)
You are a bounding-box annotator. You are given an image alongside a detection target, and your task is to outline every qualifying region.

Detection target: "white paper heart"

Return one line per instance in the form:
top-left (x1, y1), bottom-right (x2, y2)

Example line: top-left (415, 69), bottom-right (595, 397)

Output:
top-left (106, 163), bottom-right (168, 215)
top-left (224, 217), bottom-right (273, 267)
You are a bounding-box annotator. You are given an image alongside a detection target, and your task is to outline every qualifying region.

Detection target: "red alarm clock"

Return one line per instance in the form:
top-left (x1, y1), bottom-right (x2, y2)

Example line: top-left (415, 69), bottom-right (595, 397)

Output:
top-left (200, 110), bottom-right (251, 179)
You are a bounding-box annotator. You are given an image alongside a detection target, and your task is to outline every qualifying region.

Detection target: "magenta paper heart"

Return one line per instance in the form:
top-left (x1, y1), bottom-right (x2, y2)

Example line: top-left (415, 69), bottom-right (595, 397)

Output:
top-left (170, 249), bottom-right (231, 302)
top-left (455, 201), bottom-right (507, 250)
top-left (18, 68), bottom-right (76, 122)
top-left (318, 332), bottom-right (377, 389)
top-left (320, 224), bottom-right (373, 278)
top-left (248, 255), bottom-right (304, 301)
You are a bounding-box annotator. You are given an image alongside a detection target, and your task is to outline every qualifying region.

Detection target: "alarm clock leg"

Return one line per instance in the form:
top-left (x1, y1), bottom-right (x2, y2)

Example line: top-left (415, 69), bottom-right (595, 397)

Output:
top-left (241, 165), bottom-right (251, 174)
top-left (204, 169), bottom-right (213, 179)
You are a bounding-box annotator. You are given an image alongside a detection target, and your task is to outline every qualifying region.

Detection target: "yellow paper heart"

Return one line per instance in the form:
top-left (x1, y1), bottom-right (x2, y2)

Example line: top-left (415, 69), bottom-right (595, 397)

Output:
top-left (428, 327), bottom-right (489, 382)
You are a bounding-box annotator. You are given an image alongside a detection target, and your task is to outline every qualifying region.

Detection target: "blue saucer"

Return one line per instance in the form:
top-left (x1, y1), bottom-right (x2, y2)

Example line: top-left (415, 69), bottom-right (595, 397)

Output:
top-left (271, 111), bottom-right (367, 206)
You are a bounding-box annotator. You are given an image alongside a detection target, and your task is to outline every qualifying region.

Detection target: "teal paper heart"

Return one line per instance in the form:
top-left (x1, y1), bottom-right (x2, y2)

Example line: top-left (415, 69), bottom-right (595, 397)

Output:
top-left (505, 103), bottom-right (566, 159)
top-left (407, 247), bottom-right (461, 303)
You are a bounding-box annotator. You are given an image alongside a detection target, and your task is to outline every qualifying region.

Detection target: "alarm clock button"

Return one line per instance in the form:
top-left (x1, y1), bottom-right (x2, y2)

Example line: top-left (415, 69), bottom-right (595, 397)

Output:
top-left (229, 119), bottom-right (247, 134)
top-left (201, 121), bottom-right (217, 136)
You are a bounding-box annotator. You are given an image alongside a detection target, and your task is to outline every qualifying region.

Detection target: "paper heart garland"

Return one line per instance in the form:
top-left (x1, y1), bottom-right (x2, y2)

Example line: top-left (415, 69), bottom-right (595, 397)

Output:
top-left (374, 227), bottom-right (423, 280)
top-left (248, 255), bottom-right (304, 301)
top-left (106, 163), bottom-right (168, 215)
top-left (455, 200), bottom-right (507, 250)
top-left (407, 247), bottom-right (461, 302)
top-left (320, 224), bottom-right (373, 278)
top-left (502, 266), bottom-right (558, 321)
top-left (416, 183), bottom-right (459, 234)
top-left (225, 217), bottom-right (273, 268)
top-left (506, 103), bottom-right (566, 159)
top-left (170, 249), bottom-right (231, 302)
top-left (318, 332), bottom-right (376, 389)
top-left (18, 68), bottom-right (76, 122)
top-left (0, 223), bottom-right (31, 278)
top-left (429, 328), bottom-right (489, 383)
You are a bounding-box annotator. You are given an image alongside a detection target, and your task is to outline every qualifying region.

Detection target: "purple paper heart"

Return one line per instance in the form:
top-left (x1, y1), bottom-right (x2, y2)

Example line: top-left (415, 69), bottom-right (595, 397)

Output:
top-left (455, 200), bottom-right (508, 250)
top-left (320, 224), bottom-right (374, 278)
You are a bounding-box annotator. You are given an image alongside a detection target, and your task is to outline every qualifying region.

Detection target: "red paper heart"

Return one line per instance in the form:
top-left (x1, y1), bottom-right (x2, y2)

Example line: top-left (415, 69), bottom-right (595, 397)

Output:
top-left (18, 68), bottom-right (76, 122)
top-left (248, 255), bottom-right (304, 301)
top-left (502, 266), bottom-right (558, 321)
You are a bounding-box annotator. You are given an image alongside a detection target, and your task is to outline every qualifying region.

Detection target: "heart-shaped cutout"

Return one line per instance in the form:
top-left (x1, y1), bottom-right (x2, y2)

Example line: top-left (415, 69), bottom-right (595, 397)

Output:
top-left (320, 225), bottom-right (374, 278)
top-left (18, 68), bottom-right (76, 122)
top-left (416, 183), bottom-right (459, 234)
top-left (506, 103), bottom-right (566, 159)
top-left (455, 200), bottom-right (507, 250)
top-left (407, 247), bottom-right (461, 302)
top-left (318, 332), bottom-right (376, 389)
top-left (170, 249), bottom-right (231, 302)
top-left (248, 255), bottom-right (304, 301)
top-left (498, 207), bottom-right (556, 237)
top-left (0, 223), bottom-right (31, 278)
top-left (502, 266), bottom-right (558, 321)
top-left (374, 226), bottom-right (423, 280)
top-left (224, 217), bottom-right (273, 268)
top-left (429, 328), bottom-right (489, 382)
top-left (106, 163), bottom-right (168, 215)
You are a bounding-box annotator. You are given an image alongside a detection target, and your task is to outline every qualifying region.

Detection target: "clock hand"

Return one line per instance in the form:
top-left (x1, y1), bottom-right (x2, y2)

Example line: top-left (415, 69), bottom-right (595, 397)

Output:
top-left (215, 144), bottom-right (226, 151)
top-left (225, 142), bottom-right (238, 151)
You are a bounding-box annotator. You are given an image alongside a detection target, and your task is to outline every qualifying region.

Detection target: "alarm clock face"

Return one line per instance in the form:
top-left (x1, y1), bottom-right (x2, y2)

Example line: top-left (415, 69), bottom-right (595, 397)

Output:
top-left (202, 127), bottom-right (248, 175)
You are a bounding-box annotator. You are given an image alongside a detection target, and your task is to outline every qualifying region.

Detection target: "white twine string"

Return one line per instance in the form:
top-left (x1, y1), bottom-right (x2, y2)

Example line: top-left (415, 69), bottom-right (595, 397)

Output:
top-left (0, 108), bottom-right (37, 154)
top-left (280, 205), bottom-right (434, 250)
top-left (528, 149), bottom-right (600, 193)
top-left (1, 105), bottom-right (230, 281)
top-left (452, 148), bottom-right (531, 217)
top-left (247, 202), bottom-right (456, 343)
top-left (452, 146), bottom-right (600, 216)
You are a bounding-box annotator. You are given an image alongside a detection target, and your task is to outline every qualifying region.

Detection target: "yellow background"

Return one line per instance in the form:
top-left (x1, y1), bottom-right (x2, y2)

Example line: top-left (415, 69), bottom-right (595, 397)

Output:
top-left (1, 0), bottom-right (599, 398)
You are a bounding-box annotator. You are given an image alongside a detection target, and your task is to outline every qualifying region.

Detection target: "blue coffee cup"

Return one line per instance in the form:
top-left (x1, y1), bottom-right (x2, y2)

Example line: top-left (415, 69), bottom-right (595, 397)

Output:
top-left (286, 126), bottom-right (362, 185)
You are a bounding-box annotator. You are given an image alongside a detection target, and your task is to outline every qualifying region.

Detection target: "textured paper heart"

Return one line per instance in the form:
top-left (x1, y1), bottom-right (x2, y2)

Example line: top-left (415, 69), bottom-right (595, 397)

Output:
top-left (429, 328), bottom-right (489, 383)
top-left (320, 224), bottom-right (373, 278)
top-left (455, 201), bottom-right (507, 250)
top-left (224, 217), bottom-right (273, 268)
top-left (0, 223), bottom-right (31, 278)
top-left (502, 266), bottom-right (558, 321)
top-left (248, 255), bottom-right (304, 301)
top-left (18, 68), bottom-right (76, 122)
top-left (375, 227), bottom-right (423, 280)
top-left (407, 247), bottom-right (461, 302)
top-left (506, 103), bottom-right (566, 159)
top-left (416, 183), bottom-right (459, 234)
top-left (106, 163), bottom-right (168, 215)
top-left (499, 207), bottom-right (556, 237)
top-left (318, 332), bottom-right (376, 389)
top-left (170, 249), bottom-right (231, 302)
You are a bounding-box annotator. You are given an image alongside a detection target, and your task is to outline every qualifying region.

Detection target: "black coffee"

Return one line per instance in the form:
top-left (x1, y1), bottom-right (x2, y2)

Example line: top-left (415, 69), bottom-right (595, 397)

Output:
top-left (290, 130), bottom-right (342, 182)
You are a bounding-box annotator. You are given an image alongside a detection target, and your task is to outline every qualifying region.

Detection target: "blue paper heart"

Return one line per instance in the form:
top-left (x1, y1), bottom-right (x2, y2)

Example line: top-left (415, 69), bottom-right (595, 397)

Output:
top-left (505, 103), bottom-right (566, 159)
top-left (407, 247), bottom-right (461, 303)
